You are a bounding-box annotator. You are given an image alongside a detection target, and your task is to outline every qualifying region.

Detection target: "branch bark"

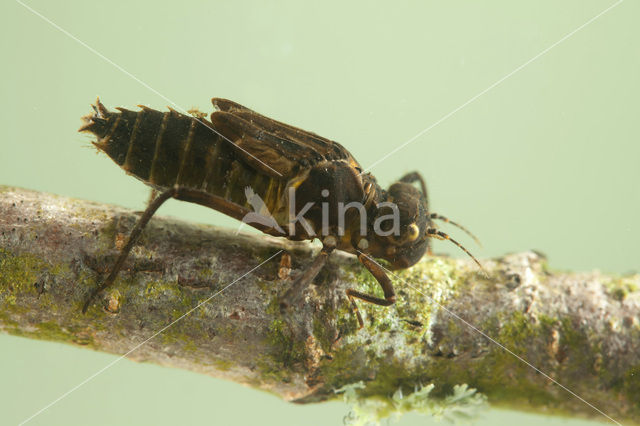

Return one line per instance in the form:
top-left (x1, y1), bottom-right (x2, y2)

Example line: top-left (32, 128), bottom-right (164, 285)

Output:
top-left (1, 186), bottom-right (638, 424)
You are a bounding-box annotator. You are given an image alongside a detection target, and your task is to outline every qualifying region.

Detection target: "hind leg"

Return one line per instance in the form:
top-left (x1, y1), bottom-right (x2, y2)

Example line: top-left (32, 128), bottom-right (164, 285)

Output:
top-left (82, 186), bottom-right (177, 313)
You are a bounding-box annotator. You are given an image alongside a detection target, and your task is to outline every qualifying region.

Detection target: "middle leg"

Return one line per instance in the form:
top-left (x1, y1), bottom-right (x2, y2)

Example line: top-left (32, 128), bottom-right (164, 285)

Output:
top-left (280, 236), bottom-right (337, 309)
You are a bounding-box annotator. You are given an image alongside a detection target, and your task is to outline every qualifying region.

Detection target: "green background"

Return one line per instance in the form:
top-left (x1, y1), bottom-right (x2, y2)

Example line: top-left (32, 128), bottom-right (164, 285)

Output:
top-left (1, 1), bottom-right (637, 425)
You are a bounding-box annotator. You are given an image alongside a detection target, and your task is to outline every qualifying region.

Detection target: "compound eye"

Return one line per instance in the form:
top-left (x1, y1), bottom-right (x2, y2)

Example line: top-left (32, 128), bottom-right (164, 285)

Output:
top-left (407, 223), bottom-right (420, 242)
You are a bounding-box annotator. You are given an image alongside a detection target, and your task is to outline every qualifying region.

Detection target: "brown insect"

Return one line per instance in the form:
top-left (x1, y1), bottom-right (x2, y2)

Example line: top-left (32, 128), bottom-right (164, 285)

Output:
top-left (79, 98), bottom-right (481, 325)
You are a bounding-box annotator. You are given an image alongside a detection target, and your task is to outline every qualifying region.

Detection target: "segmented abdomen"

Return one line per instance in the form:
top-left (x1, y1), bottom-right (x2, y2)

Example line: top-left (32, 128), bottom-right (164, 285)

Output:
top-left (80, 100), bottom-right (285, 212)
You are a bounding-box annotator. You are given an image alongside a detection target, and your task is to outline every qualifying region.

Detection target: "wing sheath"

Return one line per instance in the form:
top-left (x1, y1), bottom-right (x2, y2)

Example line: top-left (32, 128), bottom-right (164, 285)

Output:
top-left (210, 98), bottom-right (362, 180)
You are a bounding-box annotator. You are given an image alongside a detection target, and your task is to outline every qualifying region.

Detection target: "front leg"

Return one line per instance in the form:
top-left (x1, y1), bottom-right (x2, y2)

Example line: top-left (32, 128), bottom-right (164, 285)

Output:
top-left (399, 171), bottom-right (428, 201)
top-left (280, 236), bottom-right (337, 309)
top-left (346, 253), bottom-right (396, 328)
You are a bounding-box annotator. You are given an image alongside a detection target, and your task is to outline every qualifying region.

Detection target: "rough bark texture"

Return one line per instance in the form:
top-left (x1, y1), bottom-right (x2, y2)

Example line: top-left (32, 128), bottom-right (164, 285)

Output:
top-left (0, 186), bottom-right (638, 424)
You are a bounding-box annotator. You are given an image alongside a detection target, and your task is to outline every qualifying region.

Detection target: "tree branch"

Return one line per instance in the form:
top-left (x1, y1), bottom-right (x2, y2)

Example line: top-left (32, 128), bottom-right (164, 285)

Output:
top-left (1, 186), bottom-right (638, 424)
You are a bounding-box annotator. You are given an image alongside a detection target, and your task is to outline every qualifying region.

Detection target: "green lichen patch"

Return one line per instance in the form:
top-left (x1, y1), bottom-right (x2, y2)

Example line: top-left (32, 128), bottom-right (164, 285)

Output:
top-left (335, 381), bottom-right (486, 425)
top-left (618, 364), bottom-right (640, 410)
top-left (312, 315), bottom-right (335, 354)
top-left (143, 279), bottom-right (183, 300)
top-left (0, 249), bottom-right (47, 300)
top-left (4, 320), bottom-right (95, 348)
top-left (36, 321), bottom-right (80, 343)
top-left (212, 358), bottom-right (233, 371)
top-left (393, 309), bottom-right (569, 411)
top-left (312, 256), bottom-right (480, 398)
top-left (394, 258), bottom-right (464, 326)
top-left (604, 277), bottom-right (639, 302)
top-left (448, 310), bottom-right (606, 412)
top-left (342, 256), bottom-right (463, 334)
top-left (156, 303), bottom-right (210, 353)
top-left (319, 336), bottom-right (441, 405)
top-left (258, 297), bottom-right (307, 383)
top-left (160, 328), bottom-right (200, 354)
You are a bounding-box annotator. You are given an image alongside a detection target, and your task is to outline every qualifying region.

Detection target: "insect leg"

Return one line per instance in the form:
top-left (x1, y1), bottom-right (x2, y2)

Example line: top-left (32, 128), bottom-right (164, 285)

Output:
top-left (146, 188), bottom-right (159, 207)
top-left (346, 254), bottom-right (396, 328)
top-left (399, 171), bottom-right (428, 201)
top-left (82, 186), bottom-right (177, 313)
top-left (280, 237), bottom-right (337, 309)
top-left (278, 252), bottom-right (292, 280)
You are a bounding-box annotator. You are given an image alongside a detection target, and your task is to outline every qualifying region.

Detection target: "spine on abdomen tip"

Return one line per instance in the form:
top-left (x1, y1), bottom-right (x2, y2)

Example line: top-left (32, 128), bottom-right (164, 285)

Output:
top-left (79, 99), bottom-right (281, 210)
top-left (79, 100), bottom-right (217, 189)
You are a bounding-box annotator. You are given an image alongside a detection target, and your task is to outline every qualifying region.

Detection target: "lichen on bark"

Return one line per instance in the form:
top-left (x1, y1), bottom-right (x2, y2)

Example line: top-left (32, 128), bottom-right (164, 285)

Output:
top-left (1, 186), bottom-right (639, 425)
